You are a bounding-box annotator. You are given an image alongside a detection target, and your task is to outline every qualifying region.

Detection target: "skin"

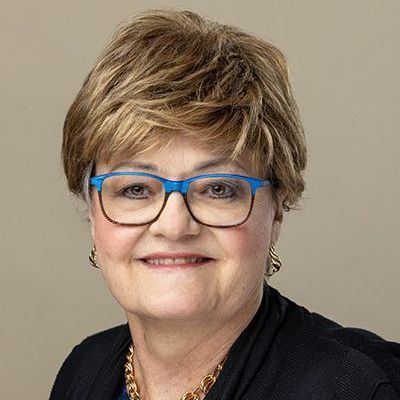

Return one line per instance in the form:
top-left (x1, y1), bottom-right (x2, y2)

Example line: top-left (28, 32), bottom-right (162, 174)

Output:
top-left (89, 136), bottom-right (283, 400)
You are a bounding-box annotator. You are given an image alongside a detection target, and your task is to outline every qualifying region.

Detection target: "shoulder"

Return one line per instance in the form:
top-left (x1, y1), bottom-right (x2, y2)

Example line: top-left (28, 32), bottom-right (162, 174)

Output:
top-left (311, 314), bottom-right (400, 399)
top-left (49, 324), bottom-right (130, 399)
top-left (73, 323), bottom-right (129, 352)
top-left (269, 287), bottom-right (400, 398)
top-left (309, 307), bottom-right (400, 378)
top-left (62, 323), bottom-right (129, 368)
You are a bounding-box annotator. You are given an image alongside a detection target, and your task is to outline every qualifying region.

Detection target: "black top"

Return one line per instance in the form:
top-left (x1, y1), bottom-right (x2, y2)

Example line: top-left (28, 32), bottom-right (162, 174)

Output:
top-left (49, 285), bottom-right (400, 399)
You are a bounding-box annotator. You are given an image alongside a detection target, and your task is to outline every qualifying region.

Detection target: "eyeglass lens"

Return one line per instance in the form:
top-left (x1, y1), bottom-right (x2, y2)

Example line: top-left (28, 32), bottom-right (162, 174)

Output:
top-left (100, 175), bottom-right (252, 226)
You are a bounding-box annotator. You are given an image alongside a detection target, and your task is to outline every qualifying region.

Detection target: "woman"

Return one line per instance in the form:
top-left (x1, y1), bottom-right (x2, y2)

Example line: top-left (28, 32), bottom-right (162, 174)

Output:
top-left (50, 9), bottom-right (400, 400)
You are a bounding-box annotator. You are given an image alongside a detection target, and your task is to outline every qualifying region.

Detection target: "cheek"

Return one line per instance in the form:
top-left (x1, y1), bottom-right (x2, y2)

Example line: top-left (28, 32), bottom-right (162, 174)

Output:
top-left (233, 197), bottom-right (273, 258)
top-left (220, 223), bottom-right (269, 262)
top-left (215, 210), bottom-right (272, 277)
top-left (210, 219), bottom-right (270, 310)
top-left (91, 203), bottom-right (144, 265)
top-left (211, 190), bottom-right (273, 263)
top-left (91, 207), bottom-right (146, 307)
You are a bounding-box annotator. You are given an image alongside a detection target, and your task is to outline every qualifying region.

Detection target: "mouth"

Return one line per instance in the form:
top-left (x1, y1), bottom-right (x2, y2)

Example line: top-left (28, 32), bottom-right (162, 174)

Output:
top-left (139, 257), bottom-right (215, 269)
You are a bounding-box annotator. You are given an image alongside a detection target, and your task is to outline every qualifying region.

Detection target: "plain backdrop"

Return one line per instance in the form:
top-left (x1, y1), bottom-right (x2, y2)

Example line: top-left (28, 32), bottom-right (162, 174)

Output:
top-left (1, 1), bottom-right (399, 398)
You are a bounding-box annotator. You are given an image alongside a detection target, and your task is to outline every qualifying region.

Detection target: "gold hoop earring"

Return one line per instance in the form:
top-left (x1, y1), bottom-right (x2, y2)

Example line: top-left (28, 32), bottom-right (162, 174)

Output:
top-left (89, 245), bottom-right (100, 269)
top-left (265, 245), bottom-right (282, 278)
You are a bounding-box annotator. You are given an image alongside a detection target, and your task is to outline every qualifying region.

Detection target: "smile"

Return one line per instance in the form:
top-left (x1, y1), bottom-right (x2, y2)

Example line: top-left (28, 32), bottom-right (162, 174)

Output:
top-left (140, 257), bottom-right (213, 267)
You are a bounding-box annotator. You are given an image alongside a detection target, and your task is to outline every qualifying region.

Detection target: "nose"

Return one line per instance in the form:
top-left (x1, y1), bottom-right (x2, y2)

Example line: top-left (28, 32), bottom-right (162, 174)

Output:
top-left (148, 191), bottom-right (201, 241)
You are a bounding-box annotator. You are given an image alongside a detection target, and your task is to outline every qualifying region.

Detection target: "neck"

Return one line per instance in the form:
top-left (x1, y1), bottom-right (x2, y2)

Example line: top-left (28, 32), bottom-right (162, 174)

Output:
top-left (125, 288), bottom-right (263, 400)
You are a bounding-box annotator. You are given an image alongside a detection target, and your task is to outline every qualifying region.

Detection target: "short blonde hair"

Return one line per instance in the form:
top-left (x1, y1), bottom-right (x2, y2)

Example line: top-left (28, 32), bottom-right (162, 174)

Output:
top-left (62, 9), bottom-right (307, 211)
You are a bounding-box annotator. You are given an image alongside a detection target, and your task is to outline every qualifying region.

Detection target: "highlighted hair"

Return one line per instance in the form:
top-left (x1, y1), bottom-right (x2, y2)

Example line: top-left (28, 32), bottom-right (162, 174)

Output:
top-left (62, 9), bottom-right (307, 211)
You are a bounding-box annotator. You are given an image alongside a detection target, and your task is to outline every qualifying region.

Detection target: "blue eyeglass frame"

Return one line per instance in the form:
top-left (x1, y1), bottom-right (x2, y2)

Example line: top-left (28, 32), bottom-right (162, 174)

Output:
top-left (89, 172), bottom-right (273, 228)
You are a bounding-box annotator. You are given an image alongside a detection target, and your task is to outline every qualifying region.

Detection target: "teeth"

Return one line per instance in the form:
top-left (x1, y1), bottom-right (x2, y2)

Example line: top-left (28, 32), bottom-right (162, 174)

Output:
top-left (145, 257), bottom-right (207, 265)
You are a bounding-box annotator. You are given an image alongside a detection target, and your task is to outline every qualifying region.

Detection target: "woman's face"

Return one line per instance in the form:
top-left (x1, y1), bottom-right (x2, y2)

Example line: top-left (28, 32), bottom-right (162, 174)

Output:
top-left (90, 136), bottom-right (283, 323)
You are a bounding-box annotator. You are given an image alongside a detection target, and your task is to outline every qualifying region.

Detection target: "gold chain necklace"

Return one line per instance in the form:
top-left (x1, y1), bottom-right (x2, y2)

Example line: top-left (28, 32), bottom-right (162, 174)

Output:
top-left (124, 343), bottom-right (227, 400)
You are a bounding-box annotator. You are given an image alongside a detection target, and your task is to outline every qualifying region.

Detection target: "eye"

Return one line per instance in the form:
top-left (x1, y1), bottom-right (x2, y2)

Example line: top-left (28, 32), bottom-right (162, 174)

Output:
top-left (210, 183), bottom-right (233, 197)
top-left (203, 181), bottom-right (239, 199)
top-left (121, 184), bottom-right (149, 199)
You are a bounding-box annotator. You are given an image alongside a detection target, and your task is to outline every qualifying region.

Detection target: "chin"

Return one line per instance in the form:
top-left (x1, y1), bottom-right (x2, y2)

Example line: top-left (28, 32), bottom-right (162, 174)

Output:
top-left (125, 290), bottom-right (216, 322)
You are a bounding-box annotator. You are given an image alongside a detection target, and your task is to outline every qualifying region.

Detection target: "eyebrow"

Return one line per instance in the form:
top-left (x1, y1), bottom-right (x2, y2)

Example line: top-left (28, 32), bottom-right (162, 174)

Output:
top-left (110, 158), bottom-right (247, 174)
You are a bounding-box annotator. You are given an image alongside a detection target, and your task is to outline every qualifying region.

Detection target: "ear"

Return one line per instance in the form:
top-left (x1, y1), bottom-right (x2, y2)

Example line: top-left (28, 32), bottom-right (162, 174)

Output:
top-left (270, 192), bottom-right (284, 247)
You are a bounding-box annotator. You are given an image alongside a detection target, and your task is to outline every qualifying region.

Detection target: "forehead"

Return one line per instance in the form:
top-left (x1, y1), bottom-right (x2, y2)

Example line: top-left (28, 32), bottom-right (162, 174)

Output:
top-left (106, 157), bottom-right (249, 176)
top-left (97, 136), bottom-right (258, 178)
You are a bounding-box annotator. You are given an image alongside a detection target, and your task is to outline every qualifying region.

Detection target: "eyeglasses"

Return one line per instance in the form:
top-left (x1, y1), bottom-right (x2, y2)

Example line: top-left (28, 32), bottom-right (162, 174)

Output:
top-left (89, 172), bottom-right (272, 228)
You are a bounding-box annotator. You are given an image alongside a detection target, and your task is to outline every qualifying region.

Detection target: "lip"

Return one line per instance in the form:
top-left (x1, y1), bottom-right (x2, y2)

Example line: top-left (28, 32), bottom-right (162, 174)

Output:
top-left (139, 258), bottom-right (215, 269)
top-left (137, 252), bottom-right (215, 269)
top-left (138, 252), bottom-right (214, 260)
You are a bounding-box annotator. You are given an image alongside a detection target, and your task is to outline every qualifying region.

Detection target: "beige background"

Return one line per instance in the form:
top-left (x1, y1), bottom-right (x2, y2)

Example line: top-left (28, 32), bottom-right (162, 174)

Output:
top-left (1, 0), bottom-right (399, 398)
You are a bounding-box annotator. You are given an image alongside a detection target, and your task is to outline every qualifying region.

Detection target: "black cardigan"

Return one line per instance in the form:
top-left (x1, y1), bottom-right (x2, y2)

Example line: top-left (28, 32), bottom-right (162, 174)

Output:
top-left (49, 285), bottom-right (400, 399)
